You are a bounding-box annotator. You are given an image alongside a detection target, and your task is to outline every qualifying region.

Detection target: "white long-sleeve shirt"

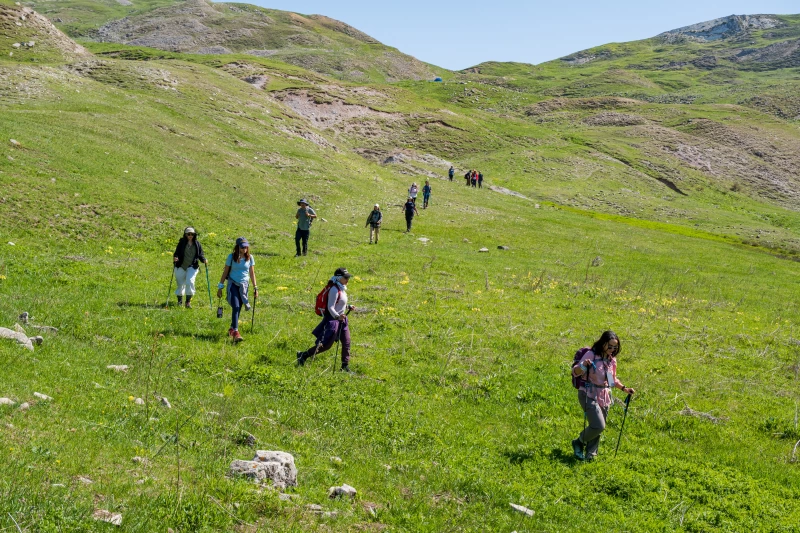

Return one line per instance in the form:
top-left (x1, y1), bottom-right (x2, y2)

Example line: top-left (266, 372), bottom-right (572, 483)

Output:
top-left (327, 285), bottom-right (348, 318)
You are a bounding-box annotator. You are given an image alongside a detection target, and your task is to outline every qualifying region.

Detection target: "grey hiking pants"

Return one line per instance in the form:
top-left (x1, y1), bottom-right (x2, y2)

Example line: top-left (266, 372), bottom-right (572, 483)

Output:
top-left (578, 390), bottom-right (608, 458)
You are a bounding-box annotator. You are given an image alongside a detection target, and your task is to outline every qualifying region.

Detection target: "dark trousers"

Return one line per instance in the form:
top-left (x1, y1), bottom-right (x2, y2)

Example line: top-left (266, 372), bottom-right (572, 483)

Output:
top-left (299, 316), bottom-right (351, 366)
top-left (405, 214), bottom-right (413, 231)
top-left (295, 229), bottom-right (310, 255)
top-left (423, 193), bottom-right (430, 208)
top-left (478, 180), bottom-right (483, 188)
top-left (228, 282), bottom-right (243, 331)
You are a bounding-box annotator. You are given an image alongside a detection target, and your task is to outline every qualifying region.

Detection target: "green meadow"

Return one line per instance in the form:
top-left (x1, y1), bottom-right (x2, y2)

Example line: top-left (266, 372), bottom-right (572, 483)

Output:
top-left (1, 1), bottom-right (800, 531)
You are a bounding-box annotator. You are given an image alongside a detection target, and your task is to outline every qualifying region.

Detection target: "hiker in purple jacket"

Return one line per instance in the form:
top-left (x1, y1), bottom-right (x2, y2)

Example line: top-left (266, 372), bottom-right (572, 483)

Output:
top-left (296, 267), bottom-right (356, 372)
top-left (571, 331), bottom-right (635, 460)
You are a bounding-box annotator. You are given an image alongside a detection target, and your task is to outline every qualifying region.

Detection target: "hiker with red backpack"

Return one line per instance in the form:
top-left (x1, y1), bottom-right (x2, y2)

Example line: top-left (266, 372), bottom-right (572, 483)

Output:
top-left (216, 237), bottom-right (258, 343)
top-left (570, 331), bottom-right (635, 460)
top-left (296, 267), bottom-right (356, 372)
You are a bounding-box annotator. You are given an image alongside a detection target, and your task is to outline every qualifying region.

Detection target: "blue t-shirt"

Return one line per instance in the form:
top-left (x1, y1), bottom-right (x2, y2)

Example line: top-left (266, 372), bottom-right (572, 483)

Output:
top-left (225, 254), bottom-right (254, 285)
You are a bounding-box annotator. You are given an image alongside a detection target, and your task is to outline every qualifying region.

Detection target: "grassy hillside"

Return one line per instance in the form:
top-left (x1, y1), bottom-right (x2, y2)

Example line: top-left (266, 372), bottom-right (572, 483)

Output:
top-left (2, 2), bottom-right (800, 531)
top-left (27, 0), bottom-right (442, 83)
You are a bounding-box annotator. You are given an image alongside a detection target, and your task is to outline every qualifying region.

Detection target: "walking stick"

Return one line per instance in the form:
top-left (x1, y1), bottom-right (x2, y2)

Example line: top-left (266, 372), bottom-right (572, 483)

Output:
top-left (614, 393), bottom-right (633, 458)
top-left (165, 266), bottom-right (175, 308)
top-left (204, 263), bottom-right (213, 311)
top-left (250, 293), bottom-right (257, 334)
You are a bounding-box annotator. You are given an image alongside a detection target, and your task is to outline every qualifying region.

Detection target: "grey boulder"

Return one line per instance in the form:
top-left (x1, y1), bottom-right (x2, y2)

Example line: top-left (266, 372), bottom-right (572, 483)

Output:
top-left (229, 451), bottom-right (297, 489)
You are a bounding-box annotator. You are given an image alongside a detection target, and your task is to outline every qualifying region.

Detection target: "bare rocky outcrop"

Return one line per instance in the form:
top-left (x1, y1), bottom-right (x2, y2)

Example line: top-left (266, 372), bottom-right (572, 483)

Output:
top-left (229, 451), bottom-right (298, 489)
top-left (0, 325), bottom-right (43, 351)
top-left (658, 15), bottom-right (783, 43)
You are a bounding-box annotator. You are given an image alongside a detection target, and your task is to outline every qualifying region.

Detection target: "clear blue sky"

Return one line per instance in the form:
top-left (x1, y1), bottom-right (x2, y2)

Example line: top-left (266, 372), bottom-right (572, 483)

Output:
top-left (244, 1), bottom-right (799, 70)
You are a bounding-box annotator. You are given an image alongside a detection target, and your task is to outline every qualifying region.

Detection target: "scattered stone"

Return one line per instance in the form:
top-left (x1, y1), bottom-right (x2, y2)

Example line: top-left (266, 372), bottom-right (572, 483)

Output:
top-left (330, 456), bottom-right (343, 464)
top-left (328, 483), bottom-right (357, 499)
top-left (417, 237), bottom-right (430, 243)
top-left (30, 336), bottom-right (43, 345)
top-left (12, 43), bottom-right (21, 49)
top-left (132, 456), bottom-right (150, 466)
top-left (134, 398), bottom-right (145, 405)
top-left (478, 248), bottom-right (489, 253)
top-left (462, 238), bottom-right (470, 243)
top-left (591, 256), bottom-right (603, 267)
top-left (160, 397), bottom-right (172, 409)
top-left (0, 398), bottom-right (15, 406)
top-left (306, 504), bottom-right (324, 512)
top-left (498, 246), bottom-right (510, 250)
top-left (52, 483), bottom-right (66, 487)
top-left (229, 451), bottom-right (297, 489)
top-left (535, 204), bottom-right (540, 209)
top-left (1, 326), bottom-right (40, 351)
top-left (27, 41), bottom-right (34, 47)
top-left (510, 503), bottom-right (535, 517)
top-left (78, 476), bottom-right (93, 484)
top-left (18, 312), bottom-right (29, 324)
top-left (107, 365), bottom-right (129, 372)
top-left (92, 509), bottom-right (122, 526)
top-left (278, 493), bottom-right (296, 501)
top-left (33, 392), bottom-right (52, 401)
top-left (19, 402), bottom-right (29, 411)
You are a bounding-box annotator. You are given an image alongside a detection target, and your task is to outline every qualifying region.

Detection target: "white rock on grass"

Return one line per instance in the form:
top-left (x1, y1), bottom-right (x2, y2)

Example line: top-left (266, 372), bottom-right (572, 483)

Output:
top-left (160, 397), bottom-right (172, 409)
top-left (0, 327), bottom-right (35, 351)
top-left (229, 451), bottom-right (297, 489)
top-left (107, 365), bottom-right (129, 372)
top-left (92, 509), bottom-right (122, 526)
top-left (510, 503), bottom-right (535, 517)
top-left (0, 398), bottom-right (15, 406)
top-left (134, 398), bottom-right (145, 405)
top-left (12, 43), bottom-right (21, 48)
top-left (33, 392), bottom-right (52, 401)
top-left (328, 483), bottom-right (357, 499)
top-left (19, 402), bottom-right (30, 411)
top-left (478, 248), bottom-right (489, 253)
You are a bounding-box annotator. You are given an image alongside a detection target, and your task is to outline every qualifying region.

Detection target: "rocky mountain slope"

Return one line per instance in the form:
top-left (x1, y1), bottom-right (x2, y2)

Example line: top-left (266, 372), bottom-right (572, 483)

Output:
top-left (32, 0), bottom-right (439, 82)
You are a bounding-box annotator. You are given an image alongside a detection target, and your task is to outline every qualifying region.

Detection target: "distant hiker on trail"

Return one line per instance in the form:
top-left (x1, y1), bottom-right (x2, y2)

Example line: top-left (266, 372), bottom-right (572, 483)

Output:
top-left (478, 172), bottom-right (484, 189)
top-left (409, 183), bottom-right (419, 204)
top-left (571, 330), bottom-right (635, 461)
top-left (402, 196), bottom-right (419, 233)
top-left (217, 237), bottom-right (257, 343)
top-left (422, 180), bottom-right (432, 209)
top-left (365, 204), bottom-right (382, 244)
top-left (295, 198), bottom-right (317, 257)
top-left (464, 171), bottom-right (471, 186)
top-left (471, 170), bottom-right (478, 188)
top-left (448, 166), bottom-right (455, 181)
top-left (172, 227), bottom-right (207, 308)
top-left (296, 267), bottom-right (356, 372)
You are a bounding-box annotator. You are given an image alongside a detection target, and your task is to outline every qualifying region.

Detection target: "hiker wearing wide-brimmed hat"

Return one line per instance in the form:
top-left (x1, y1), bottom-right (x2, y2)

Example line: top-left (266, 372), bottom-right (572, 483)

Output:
top-left (294, 198), bottom-right (317, 257)
top-left (172, 227), bottom-right (207, 308)
top-left (217, 237), bottom-right (258, 343)
top-left (296, 267), bottom-right (356, 372)
top-left (365, 204), bottom-right (382, 244)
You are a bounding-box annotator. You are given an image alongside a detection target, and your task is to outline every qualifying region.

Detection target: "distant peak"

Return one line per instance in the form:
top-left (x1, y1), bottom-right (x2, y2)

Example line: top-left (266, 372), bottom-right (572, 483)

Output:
top-left (658, 15), bottom-right (783, 43)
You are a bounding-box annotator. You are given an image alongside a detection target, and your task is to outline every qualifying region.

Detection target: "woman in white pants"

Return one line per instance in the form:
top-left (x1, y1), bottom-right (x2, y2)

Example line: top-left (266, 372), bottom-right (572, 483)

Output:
top-left (172, 227), bottom-right (207, 308)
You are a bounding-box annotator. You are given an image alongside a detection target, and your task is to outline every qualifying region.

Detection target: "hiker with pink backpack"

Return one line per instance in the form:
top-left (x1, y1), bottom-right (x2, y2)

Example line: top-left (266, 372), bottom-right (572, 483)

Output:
top-left (296, 267), bottom-right (356, 372)
top-left (570, 331), bottom-right (635, 461)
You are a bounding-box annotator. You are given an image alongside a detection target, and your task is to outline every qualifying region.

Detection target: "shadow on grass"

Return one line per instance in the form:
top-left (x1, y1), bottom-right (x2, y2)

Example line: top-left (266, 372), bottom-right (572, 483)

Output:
top-left (154, 327), bottom-right (226, 342)
top-left (502, 448), bottom-right (537, 465)
top-left (548, 447), bottom-right (583, 466)
top-left (117, 301), bottom-right (169, 310)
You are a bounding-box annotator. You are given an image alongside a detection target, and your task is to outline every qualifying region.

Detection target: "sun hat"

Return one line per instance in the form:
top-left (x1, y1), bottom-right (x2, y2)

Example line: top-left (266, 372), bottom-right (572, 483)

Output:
top-left (374, 204), bottom-right (379, 208)
top-left (184, 226), bottom-right (196, 235)
top-left (297, 198), bottom-right (309, 206)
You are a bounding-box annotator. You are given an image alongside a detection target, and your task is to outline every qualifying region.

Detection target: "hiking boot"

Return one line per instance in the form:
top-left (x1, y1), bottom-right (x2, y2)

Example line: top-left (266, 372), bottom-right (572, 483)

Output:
top-left (294, 253), bottom-right (301, 258)
top-left (572, 439), bottom-right (585, 461)
top-left (185, 296), bottom-right (192, 309)
top-left (177, 295), bottom-right (183, 305)
top-left (232, 330), bottom-right (243, 343)
top-left (228, 328), bottom-right (235, 337)
top-left (302, 251), bottom-right (307, 256)
top-left (340, 365), bottom-right (352, 373)
top-left (296, 351), bottom-right (306, 366)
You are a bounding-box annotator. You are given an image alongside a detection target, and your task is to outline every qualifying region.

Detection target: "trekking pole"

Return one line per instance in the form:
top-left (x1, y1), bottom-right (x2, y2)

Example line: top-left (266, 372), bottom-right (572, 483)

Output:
top-left (165, 266), bottom-right (175, 308)
top-left (614, 393), bottom-right (633, 458)
top-left (204, 263), bottom-right (213, 311)
top-left (250, 293), bottom-right (257, 334)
